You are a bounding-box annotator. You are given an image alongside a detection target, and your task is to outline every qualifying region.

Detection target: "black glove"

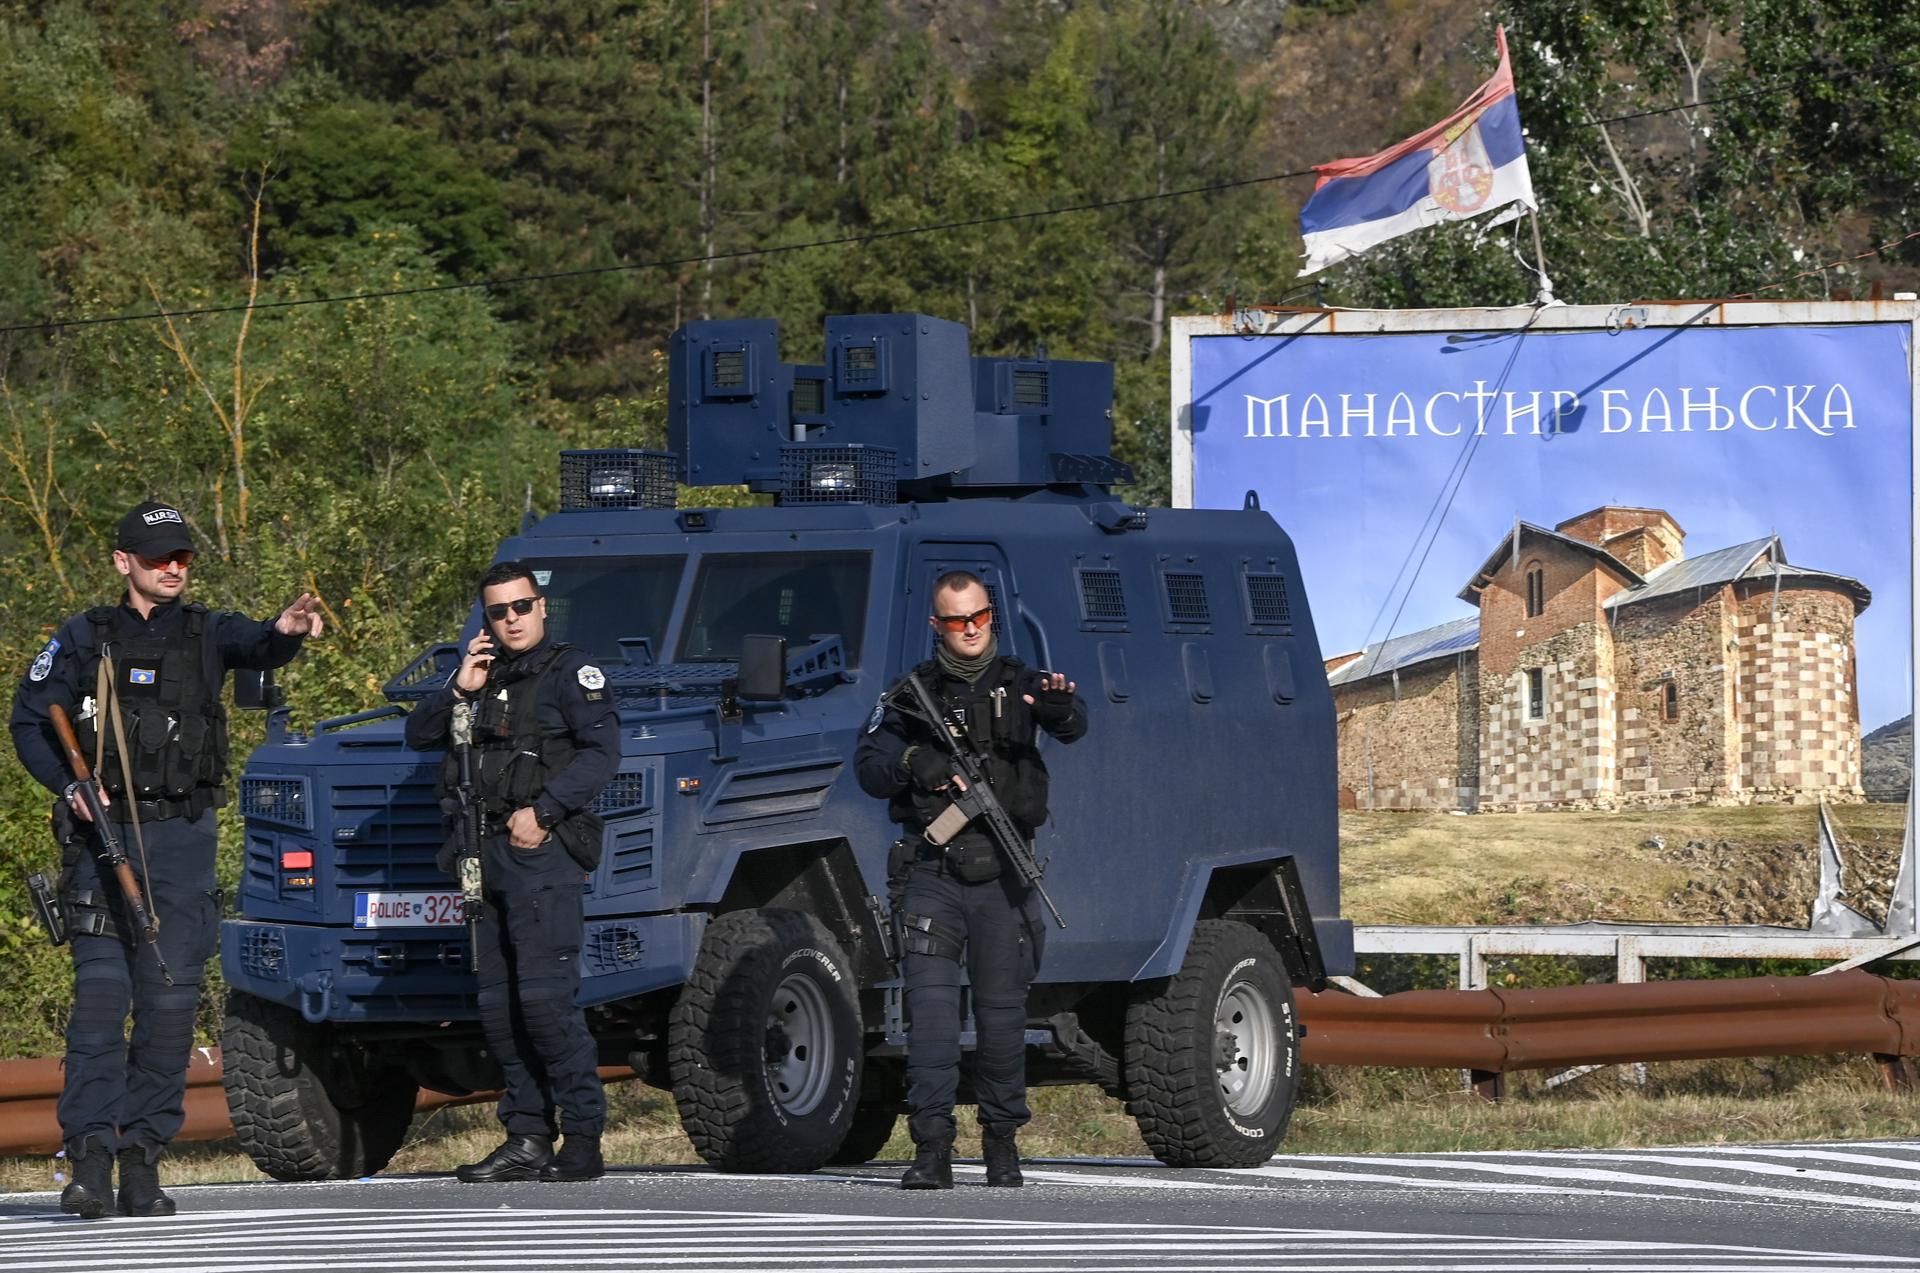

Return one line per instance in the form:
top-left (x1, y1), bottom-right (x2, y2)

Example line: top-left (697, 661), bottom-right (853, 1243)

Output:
top-left (905, 745), bottom-right (954, 791)
top-left (1029, 685), bottom-right (1077, 725)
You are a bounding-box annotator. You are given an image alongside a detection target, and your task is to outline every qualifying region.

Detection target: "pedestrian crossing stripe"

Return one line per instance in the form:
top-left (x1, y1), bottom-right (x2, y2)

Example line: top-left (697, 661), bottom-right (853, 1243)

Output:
top-left (0, 1206), bottom-right (1911, 1272)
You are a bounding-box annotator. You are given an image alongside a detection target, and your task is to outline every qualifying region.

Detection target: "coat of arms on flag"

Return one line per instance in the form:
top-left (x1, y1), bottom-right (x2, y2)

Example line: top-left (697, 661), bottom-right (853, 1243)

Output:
top-left (1299, 26), bottom-right (1536, 275)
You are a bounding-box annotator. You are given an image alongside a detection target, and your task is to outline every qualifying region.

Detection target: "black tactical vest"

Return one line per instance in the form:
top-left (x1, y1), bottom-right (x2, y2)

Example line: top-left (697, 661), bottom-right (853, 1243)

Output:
top-left (896, 656), bottom-right (1051, 837)
top-left (77, 603), bottom-right (229, 800)
top-left (444, 643), bottom-right (578, 818)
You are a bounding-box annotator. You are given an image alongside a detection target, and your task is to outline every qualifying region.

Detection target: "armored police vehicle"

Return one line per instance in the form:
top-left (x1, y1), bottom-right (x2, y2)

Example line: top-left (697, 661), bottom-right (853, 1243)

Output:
top-left (219, 313), bottom-right (1352, 1177)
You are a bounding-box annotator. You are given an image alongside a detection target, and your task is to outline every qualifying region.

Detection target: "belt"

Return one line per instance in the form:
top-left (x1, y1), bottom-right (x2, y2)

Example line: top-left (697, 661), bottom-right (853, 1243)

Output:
top-left (911, 836), bottom-right (995, 869)
top-left (125, 787), bottom-right (224, 822)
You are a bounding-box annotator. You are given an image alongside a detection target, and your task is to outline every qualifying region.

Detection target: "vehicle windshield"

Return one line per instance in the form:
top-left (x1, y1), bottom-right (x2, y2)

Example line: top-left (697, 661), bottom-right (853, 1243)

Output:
top-left (512, 556), bottom-right (685, 662)
top-left (678, 552), bottom-right (870, 665)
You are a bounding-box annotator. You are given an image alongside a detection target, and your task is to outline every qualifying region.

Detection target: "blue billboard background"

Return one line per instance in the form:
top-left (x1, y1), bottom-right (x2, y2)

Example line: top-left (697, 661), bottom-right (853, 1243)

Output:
top-left (1189, 322), bottom-right (1914, 732)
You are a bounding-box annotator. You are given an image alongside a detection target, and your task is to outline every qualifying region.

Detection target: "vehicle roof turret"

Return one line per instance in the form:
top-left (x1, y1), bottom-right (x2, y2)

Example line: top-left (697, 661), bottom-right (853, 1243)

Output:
top-left (666, 313), bottom-right (1131, 502)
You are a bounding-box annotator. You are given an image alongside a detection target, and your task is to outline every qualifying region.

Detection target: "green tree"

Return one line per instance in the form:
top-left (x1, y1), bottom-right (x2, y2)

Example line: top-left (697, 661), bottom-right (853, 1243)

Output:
top-left (1321, 2), bottom-right (1920, 308)
top-left (236, 101), bottom-right (512, 277)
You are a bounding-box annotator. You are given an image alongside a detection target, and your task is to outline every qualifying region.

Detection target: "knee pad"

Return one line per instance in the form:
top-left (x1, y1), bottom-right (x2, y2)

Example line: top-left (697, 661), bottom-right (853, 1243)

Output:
top-left (516, 982), bottom-right (584, 1042)
top-left (130, 984), bottom-right (199, 1047)
top-left (969, 986), bottom-right (1029, 1014)
top-left (67, 964), bottom-right (132, 1050)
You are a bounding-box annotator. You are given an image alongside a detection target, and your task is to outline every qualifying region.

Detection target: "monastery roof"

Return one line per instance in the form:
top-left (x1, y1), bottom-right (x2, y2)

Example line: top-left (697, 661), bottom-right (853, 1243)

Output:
top-left (1458, 522), bottom-right (1644, 603)
top-left (1326, 614), bottom-right (1480, 688)
top-left (1603, 536), bottom-right (1871, 611)
top-left (1332, 532), bottom-right (1872, 691)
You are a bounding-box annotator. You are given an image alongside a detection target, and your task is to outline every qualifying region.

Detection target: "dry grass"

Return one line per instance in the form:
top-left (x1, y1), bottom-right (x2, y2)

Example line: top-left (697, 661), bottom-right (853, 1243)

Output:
top-left (1340, 804), bottom-right (1908, 928)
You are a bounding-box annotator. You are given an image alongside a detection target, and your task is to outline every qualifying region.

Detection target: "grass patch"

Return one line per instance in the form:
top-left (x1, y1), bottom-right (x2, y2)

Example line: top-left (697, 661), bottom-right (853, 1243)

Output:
top-left (1340, 803), bottom-right (1908, 928)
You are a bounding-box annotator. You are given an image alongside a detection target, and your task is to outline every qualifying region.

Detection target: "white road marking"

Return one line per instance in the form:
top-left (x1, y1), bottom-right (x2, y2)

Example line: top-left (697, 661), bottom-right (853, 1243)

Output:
top-left (0, 1207), bottom-right (1906, 1273)
top-left (1275, 1154), bottom-right (1920, 1214)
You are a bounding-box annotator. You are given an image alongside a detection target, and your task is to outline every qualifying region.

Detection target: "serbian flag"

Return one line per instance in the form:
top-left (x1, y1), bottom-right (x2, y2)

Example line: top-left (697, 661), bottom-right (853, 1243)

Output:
top-left (1299, 26), bottom-right (1536, 275)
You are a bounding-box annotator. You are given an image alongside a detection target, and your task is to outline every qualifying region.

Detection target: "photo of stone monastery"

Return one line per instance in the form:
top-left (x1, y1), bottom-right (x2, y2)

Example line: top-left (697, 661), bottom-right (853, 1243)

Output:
top-left (1325, 505), bottom-right (1872, 812)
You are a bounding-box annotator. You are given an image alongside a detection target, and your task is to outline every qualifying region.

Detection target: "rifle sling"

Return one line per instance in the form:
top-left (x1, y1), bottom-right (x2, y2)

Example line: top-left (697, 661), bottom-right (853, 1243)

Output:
top-left (99, 650), bottom-right (160, 932)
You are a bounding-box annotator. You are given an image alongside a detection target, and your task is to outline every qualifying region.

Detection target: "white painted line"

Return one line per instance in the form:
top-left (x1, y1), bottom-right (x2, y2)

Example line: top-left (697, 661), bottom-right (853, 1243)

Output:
top-left (0, 1259), bottom-right (1904, 1273)
top-left (1628, 1146), bottom-right (1920, 1172)
top-left (1280, 1156), bottom-right (1920, 1214)
top-left (1485, 1151), bottom-right (1920, 1194)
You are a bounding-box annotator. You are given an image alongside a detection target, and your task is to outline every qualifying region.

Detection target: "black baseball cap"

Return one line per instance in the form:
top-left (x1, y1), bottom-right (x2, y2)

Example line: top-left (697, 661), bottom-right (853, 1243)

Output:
top-left (116, 501), bottom-right (194, 556)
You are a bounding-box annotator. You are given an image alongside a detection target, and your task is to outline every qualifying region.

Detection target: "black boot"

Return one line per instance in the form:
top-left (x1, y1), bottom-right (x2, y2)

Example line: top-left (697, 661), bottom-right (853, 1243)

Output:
top-left (900, 1116), bottom-right (954, 1190)
top-left (981, 1122), bottom-right (1024, 1187)
top-left (541, 1134), bottom-right (604, 1182)
top-left (455, 1133), bottom-right (553, 1183)
top-left (58, 1140), bottom-right (113, 1219)
top-left (116, 1145), bottom-right (176, 1217)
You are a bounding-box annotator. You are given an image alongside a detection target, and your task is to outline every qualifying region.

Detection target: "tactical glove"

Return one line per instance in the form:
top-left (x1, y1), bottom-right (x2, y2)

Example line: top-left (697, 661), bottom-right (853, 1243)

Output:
top-left (905, 745), bottom-right (954, 791)
top-left (1029, 685), bottom-right (1077, 725)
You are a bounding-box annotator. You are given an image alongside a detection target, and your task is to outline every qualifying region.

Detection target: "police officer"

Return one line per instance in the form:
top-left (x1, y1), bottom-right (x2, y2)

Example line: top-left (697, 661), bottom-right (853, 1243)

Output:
top-left (8, 500), bottom-right (321, 1218)
top-left (855, 570), bottom-right (1086, 1190)
top-left (404, 560), bottom-right (619, 1183)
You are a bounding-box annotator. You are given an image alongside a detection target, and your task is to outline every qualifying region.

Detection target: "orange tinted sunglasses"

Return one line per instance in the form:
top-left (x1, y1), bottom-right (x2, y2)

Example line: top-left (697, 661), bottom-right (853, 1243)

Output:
top-left (932, 606), bottom-right (993, 633)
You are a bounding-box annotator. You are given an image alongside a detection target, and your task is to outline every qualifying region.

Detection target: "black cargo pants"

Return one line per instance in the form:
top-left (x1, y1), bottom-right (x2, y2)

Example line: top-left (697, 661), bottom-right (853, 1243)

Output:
top-left (58, 810), bottom-right (220, 1155)
top-left (473, 833), bottom-right (605, 1138)
top-left (901, 855), bottom-right (1046, 1141)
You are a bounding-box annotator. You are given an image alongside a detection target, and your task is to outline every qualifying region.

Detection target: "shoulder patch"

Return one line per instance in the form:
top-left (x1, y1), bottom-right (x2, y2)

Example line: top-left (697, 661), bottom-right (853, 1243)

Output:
top-left (865, 698), bottom-right (885, 733)
top-left (28, 637), bottom-right (59, 682)
top-left (577, 664), bottom-right (605, 691)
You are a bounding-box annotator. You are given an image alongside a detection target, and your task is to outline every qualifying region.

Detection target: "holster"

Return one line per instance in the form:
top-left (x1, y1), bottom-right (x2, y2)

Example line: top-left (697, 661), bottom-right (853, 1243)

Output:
top-left (27, 871), bottom-right (65, 946)
top-left (551, 809), bottom-right (606, 872)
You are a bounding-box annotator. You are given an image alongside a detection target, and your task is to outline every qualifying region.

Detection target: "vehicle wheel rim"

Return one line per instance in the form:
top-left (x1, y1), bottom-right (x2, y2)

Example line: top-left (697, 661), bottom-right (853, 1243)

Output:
top-left (1215, 977), bottom-right (1277, 1117)
top-left (765, 971), bottom-right (834, 1117)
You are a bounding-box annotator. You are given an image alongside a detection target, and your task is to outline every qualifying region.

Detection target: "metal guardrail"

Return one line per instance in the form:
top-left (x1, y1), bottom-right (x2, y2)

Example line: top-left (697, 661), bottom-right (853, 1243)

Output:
top-left (1297, 970), bottom-right (1919, 1073)
top-left (2, 973), bottom-right (1914, 1157)
top-left (0, 1052), bottom-right (634, 1158)
top-left (1354, 924), bottom-right (1920, 990)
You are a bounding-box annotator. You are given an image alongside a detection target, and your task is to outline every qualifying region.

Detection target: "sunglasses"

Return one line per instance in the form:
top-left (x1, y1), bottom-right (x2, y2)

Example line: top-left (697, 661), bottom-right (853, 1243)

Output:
top-left (932, 606), bottom-right (993, 633)
top-left (137, 550), bottom-right (195, 569)
top-left (484, 596), bottom-right (540, 622)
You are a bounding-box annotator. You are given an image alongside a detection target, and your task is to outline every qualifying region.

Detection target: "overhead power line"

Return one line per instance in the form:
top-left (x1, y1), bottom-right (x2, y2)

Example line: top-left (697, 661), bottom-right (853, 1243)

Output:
top-left (2, 53), bottom-right (1915, 337)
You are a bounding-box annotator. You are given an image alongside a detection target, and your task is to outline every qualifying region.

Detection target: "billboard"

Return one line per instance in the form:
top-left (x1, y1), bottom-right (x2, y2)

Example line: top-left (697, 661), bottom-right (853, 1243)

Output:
top-left (1172, 302), bottom-right (1916, 926)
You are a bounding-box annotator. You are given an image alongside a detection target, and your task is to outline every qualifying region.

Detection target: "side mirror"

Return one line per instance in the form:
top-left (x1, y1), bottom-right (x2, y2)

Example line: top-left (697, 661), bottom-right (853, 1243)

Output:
top-left (737, 634), bottom-right (788, 702)
top-left (233, 668), bottom-right (285, 712)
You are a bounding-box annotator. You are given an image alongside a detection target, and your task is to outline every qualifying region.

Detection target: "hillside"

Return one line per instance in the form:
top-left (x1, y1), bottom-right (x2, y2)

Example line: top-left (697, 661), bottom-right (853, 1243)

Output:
top-left (1862, 715), bottom-right (1912, 803)
top-left (1340, 802), bottom-right (1907, 930)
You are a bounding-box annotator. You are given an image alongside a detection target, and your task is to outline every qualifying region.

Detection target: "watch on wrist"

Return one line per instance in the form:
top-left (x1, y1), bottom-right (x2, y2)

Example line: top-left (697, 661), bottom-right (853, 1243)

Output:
top-left (534, 805), bottom-right (561, 830)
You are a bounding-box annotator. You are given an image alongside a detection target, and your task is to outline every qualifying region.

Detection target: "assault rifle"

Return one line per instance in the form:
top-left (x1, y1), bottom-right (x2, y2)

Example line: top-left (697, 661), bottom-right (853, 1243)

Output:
top-left (47, 703), bottom-right (170, 983)
top-left (449, 698), bottom-right (485, 970)
top-left (891, 671), bottom-right (1066, 928)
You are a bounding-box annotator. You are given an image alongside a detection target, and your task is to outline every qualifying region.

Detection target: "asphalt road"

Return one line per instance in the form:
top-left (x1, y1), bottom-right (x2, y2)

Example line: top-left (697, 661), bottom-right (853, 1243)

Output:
top-left (4, 1140), bottom-right (1918, 1271)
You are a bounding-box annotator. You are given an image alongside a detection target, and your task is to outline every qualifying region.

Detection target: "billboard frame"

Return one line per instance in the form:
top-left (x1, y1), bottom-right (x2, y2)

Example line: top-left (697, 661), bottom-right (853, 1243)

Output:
top-left (1170, 299), bottom-right (1920, 943)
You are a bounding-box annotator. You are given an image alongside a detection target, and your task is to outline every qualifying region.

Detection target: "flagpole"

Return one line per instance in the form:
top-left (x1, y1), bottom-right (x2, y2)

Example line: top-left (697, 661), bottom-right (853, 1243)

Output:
top-left (1528, 208), bottom-right (1558, 306)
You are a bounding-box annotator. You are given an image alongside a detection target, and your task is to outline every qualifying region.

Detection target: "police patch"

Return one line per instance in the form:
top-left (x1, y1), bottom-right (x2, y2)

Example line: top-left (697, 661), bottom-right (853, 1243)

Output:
top-left (865, 699), bottom-right (885, 733)
top-left (577, 665), bottom-right (606, 691)
top-left (28, 638), bottom-right (58, 682)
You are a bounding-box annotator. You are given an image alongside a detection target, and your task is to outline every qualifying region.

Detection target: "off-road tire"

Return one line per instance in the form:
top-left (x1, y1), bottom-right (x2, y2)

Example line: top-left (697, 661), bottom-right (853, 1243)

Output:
top-left (826, 1057), bottom-right (903, 1165)
top-left (222, 992), bottom-right (419, 1181)
top-left (670, 909), bottom-right (863, 1173)
top-left (1124, 919), bottom-right (1300, 1168)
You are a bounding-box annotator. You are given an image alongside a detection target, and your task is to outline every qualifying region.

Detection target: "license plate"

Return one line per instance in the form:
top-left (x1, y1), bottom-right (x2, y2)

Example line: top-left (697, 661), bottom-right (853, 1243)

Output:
top-left (354, 891), bottom-right (465, 929)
